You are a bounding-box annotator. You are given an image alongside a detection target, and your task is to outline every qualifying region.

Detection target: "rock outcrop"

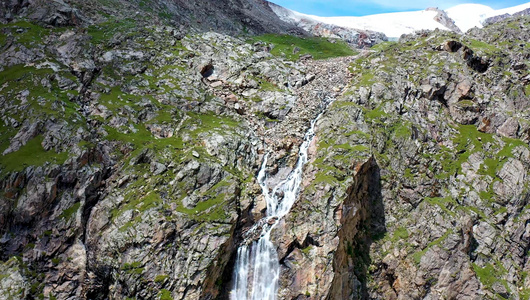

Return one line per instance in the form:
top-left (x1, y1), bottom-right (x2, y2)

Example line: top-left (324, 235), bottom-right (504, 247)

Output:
top-left (426, 7), bottom-right (462, 33)
top-left (1, 0), bottom-right (305, 35)
top-left (483, 7), bottom-right (530, 26)
top-left (268, 15), bottom-right (530, 300)
top-left (269, 2), bottom-right (387, 48)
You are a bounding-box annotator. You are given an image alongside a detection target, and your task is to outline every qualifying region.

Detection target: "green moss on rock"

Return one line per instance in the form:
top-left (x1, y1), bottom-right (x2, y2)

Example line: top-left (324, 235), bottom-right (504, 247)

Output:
top-left (0, 135), bottom-right (70, 175)
top-left (249, 34), bottom-right (357, 61)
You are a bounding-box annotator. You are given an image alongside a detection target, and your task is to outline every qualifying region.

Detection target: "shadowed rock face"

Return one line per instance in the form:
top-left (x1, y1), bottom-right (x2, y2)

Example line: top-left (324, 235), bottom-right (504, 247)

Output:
top-left (1, 0), bottom-right (306, 36)
top-left (0, 0), bottom-right (28, 23)
top-left (0, 0), bottom-right (91, 26)
top-left (162, 0), bottom-right (307, 35)
top-left (326, 157), bottom-right (384, 300)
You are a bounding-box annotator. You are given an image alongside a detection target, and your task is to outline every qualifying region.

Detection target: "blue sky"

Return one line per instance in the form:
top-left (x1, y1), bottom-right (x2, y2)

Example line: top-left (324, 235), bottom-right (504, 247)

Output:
top-left (268, 0), bottom-right (530, 16)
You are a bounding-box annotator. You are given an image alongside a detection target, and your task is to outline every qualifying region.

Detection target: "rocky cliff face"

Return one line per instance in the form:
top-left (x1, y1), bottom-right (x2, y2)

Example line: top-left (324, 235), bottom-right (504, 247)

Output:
top-left (271, 16), bottom-right (530, 300)
top-left (0, 0), bottom-right (529, 299)
top-left (0, 1), bottom-right (313, 298)
top-left (0, 0), bottom-right (306, 35)
top-left (426, 7), bottom-right (462, 33)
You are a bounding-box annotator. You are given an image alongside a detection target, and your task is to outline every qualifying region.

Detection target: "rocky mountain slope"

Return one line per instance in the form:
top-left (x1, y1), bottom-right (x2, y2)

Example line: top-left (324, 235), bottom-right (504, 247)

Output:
top-left (0, 0), bottom-right (529, 300)
top-left (273, 15), bottom-right (530, 300)
top-left (0, 0), bottom-right (306, 35)
top-left (268, 3), bottom-right (387, 48)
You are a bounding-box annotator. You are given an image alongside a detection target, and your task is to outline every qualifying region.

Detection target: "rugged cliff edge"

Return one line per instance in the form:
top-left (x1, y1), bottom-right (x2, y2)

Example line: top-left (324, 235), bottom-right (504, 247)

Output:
top-left (0, 1), bottom-right (529, 299)
top-left (272, 17), bottom-right (530, 300)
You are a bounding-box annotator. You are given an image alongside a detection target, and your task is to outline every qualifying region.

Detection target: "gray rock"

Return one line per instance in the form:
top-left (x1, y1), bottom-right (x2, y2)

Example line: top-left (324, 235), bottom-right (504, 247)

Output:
top-left (150, 162), bottom-right (167, 176)
top-left (28, 0), bottom-right (91, 27)
top-left (3, 121), bottom-right (41, 155)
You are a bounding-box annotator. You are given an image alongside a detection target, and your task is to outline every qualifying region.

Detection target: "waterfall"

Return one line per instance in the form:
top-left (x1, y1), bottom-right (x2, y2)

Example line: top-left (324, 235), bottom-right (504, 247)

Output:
top-left (230, 106), bottom-right (329, 300)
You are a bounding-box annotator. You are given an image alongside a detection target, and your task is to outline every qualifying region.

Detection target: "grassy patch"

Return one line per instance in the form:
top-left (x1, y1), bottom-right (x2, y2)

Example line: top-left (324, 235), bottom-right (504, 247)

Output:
top-left (358, 72), bottom-right (375, 86)
top-left (183, 112), bottom-right (241, 139)
top-left (104, 125), bottom-right (184, 151)
top-left (391, 226), bottom-right (409, 242)
top-left (121, 261), bottom-right (144, 275)
top-left (425, 197), bottom-right (458, 217)
top-left (112, 191), bottom-right (162, 222)
top-left (0, 64), bottom-right (83, 124)
top-left (0, 64), bottom-right (53, 85)
top-left (0, 135), bottom-right (69, 174)
top-left (259, 78), bottom-right (281, 92)
top-left (0, 31), bottom-right (6, 47)
top-left (159, 289), bottom-right (172, 300)
top-left (177, 194), bottom-right (229, 217)
top-left (312, 170), bottom-right (338, 186)
top-left (249, 34), bottom-right (357, 60)
top-left (472, 262), bottom-right (509, 295)
top-left (176, 178), bottom-right (233, 221)
top-left (392, 122), bottom-right (411, 139)
top-left (412, 229), bottom-right (453, 264)
top-left (2, 21), bottom-right (50, 47)
top-left (370, 41), bottom-right (397, 52)
top-left (453, 125), bottom-right (494, 152)
top-left (87, 18), bottom-right (138, 44)
top-left (467, 39), bottom-right (501, 55)
top-left (59, 202), bottom-right (81, 219)
top-left (364, 105), bottom-right (389, 123)
top-left (154, 274), bottom-right (169, 283)
top-left (436, 125), bottom-right (494, 179)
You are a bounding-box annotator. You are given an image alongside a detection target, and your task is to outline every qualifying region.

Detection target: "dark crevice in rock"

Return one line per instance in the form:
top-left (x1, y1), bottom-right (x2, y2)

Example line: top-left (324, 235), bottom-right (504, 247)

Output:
top-left (263, 111), bottom-right (279, 120)
top-left (440, 40), bottom-right (490, 73)
top-left (326, 157), bottom-right (385, 300)
top-left (84, 264), bottom-right (112, 300)
top-left (216, 249), bottom-right (237, 300)
top-left (380, 263), bottom-right (398, 294)
top-left (465, 54), bottom-right (490, 73)
top-left (279, 234), bottom-right (321, 265)
top-left (201, 227), bottom-right (239, 299)
top-left (200, 63), bottom-right (215, 78)
top-left (78, 67), bottom-right (101, 97)
top-left (211, 185), bottom-right (248, 300)
top-left (0, 0), bottom-right (29, 22)
top-left (129, 149), bottom-right (153, 165)
top-left (423, 277), bottom-right (437, 297)
top-left (443, 40), bottom-right (464, 52)
top-left (80, 166), bottom-right (112, 243)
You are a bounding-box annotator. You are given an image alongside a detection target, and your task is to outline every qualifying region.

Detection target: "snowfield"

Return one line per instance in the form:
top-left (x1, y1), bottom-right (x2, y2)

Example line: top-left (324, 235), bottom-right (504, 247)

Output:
top-left (270, 2), bottom-right (530, 38)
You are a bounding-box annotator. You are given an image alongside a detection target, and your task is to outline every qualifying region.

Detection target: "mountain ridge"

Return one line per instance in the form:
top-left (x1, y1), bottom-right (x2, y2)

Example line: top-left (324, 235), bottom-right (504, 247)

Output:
top-left (271, 2), bottom-right (530, 38)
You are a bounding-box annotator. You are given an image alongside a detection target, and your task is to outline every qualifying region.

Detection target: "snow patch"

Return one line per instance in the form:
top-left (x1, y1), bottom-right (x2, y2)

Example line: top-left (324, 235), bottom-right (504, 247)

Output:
top-left (271, 2), bottom-right (530, 39)
top-left (310, 10), bottom-right (447, 38)
top-left (445, 4), bottom-right (494, 32)
top-left (446, 2), bottom-right (530, 32)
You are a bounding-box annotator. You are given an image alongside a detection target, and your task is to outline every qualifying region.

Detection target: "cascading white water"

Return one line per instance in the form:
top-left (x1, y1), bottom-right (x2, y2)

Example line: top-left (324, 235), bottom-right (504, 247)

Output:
top-left (230, 106), bottom-right (329, 300)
